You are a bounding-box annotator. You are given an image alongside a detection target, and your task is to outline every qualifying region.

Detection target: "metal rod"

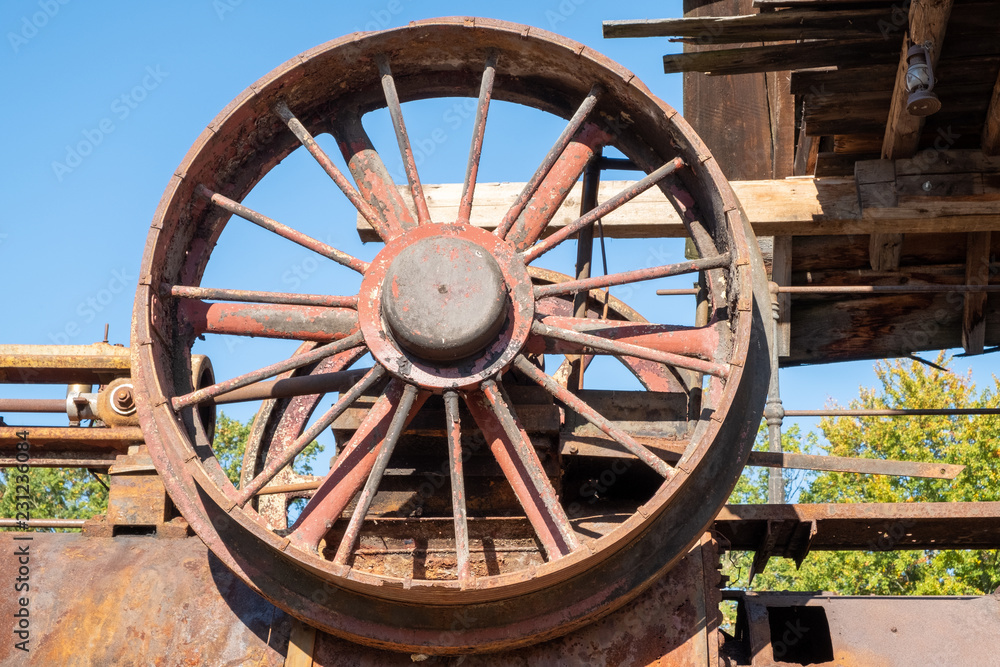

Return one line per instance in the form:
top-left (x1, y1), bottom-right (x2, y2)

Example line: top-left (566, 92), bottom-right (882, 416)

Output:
top-left (523, 157), bottom-right (686, 263)
top-left (272, 100), bottom-right (392, 242)
top-left (495, 83), bottom-right (603, 239)
top-left (0, 518), bottom-right (85, 529)
top-left (376, 54), bottom-right (432, 225)
top-left (167, 285), bottom-right (358, 309)
top-left (444, 391), bottom-right (472, 587)
top-left (785, 408), bottom-right (1000, 417)
top-left (568, 151), bottom-right (602, 390)
top-left (531, 320), bottom-right (729, 378)
top-left (536, 253), bottom-right (730, 300)
top-left (195, 185), bottom-right (369, 274)
top-left (333, 383), bottom-right (420, 565)
top-left (0, 399), bottom-right (66, 413)
top-left (597, 156), bottom-right (639, 171)
top-left (239, 365), bottom-right (387, 504)
top-left (211, 367), bottom-right (372, 405)
top-left (459, 51), bottom-right (498, 224)
top-left (777, 284), bottom-right (1000, 294)
top-left (172, 332), bottom-right (365, 410)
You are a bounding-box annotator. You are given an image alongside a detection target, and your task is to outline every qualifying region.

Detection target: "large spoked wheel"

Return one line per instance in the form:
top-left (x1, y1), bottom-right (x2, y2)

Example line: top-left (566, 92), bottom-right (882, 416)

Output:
top-left (132, 18), bottom-right (769, 654)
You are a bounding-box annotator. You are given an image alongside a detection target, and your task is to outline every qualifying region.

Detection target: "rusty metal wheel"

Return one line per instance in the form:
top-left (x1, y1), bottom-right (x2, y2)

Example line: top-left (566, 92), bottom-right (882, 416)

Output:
top-left (132, 17), bottom-right (769, 654)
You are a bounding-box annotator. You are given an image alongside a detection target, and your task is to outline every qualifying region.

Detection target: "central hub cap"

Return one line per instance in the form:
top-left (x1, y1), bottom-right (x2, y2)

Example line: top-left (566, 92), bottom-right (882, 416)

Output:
top-left (381, 237), bottom-right (509, 362)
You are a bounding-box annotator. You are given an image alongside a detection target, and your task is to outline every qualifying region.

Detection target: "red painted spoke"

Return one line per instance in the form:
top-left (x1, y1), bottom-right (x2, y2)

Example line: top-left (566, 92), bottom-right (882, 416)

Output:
top-left (194, 185), bottom-right (369, 273)
top-left (236, 365), bottom-right (387, 504)
top-left (504, 123), bottom-right (614, 252)
top-left (273, 100), bottom-right (390, 241)
top-left (444, 391), bottom-right (472, 586)
top-left (533, 316), bottom-right (722, 361)
top-left (176, 300), bottom-right (358, 343)
top-left (513, 356), bottom-right (674, 478)
top-left (212, 366), bottom-right (372, 405)
top-left (465, 382), bottom-right (579, 559)
top-left (531, 320), bottom-right (728, 379)
top-left (495, 84), bottom-right (603, 240)
top-left (376, 54), bottom-right (432, 225)
top-left (171, 331), bottom-right (365, 410)
top-left (533, 253), bottom-right (730, 299)
top-left (458, 51), bottom-right (498, 224)
top-left (522, 158), bottom-right (687, 263)
top-left (288, 380), bottom-right (426, 551)
top-left (167, 284), bottom-right (357, 309)
top-left (333, 383), bottom-right (422, 565)
top-left (332, 110), bottom-right (415, 239)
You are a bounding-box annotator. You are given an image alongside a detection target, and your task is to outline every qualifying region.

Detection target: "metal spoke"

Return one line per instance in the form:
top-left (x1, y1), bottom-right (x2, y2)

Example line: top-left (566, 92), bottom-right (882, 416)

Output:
top-left (521, 157), bottom-right (687, 263)
top-left (458, 51), bottom-right (498, 224)
top-left (531, 320), bottom-right (728, 378)
top-left (495, 84), bottom-right (604, 240)
top-left (332, 109), bottom-right (415, 239)
top-left (273, 100), bottom-right (392, 241)
top-left (194, 185), bottom-right (369, 273)
top-left (465, 381), bottom-right (579, 559)
top-left (514, 356), bottom-right (674, 478)
top-left (288, 380), bottom-right (426, 551)
top-left (375, 54), bottom-right (432, 225)
top-left (212, 366), bottom-right (371, 405)
top-left (171, 331), bottom-right (365, 410)
top-left (333, 383), bottom-right (421, 565)
top-left (176, 299), bottom-right (358, 343)
top-left (444, 390), bottom-right (472, 586)
top-left (167, 284), bottom-right (357, 309)
top-left (534, 253), bottom-right (730, 299)
top-left (236, 365), bottom-right (387, 505)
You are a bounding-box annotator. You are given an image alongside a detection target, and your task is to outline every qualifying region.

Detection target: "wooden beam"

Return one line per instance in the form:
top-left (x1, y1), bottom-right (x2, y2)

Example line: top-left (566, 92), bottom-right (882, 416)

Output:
top-left (358, 172), bottom-right (1000, 242)
top-left (856, 159), bottom-right (903, 270)
top-left (603, 8), bottom-right (890, 42)
top-left (983, 66), bottom-right (1000, 156)
top-left (881, 0), bottom-right (953, 160)
top-left (663, 38), bottom-right (900, 76)
top-left (963, 231), bottom-right (992, 354)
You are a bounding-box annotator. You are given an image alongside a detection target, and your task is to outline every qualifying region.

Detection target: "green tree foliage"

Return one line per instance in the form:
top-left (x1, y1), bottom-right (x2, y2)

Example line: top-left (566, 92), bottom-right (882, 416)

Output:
top-left (724, 355), bottom-right (1000, 598)
top-left (0, 412), bottom-right (320, 531)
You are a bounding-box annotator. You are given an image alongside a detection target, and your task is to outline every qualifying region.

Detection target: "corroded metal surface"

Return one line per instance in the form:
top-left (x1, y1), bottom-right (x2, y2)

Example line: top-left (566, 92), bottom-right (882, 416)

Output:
top-left (0, 534), bottom-right (291, 666)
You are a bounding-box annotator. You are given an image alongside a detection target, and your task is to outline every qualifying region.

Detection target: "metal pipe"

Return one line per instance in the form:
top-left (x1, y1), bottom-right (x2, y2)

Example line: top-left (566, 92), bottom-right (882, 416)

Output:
top-left (765, 283), bottom-right (785, 504)
top-left (657, 284), bottom-right (1000, 296)
top-left (785, 408), bottom-right (1000, 417)
top-left (0, 398), bottom-right (66, 413)
top-left (0, 518), bottom-right (85, 529)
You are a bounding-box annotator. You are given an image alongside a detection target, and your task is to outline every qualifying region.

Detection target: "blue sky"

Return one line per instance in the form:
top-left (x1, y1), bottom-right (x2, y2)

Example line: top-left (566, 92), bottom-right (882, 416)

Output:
top-left (1, 1), bottom-right (994, 451)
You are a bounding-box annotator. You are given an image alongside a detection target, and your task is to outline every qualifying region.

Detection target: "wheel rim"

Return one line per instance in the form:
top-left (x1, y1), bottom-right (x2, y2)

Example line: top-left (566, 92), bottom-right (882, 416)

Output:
top-left (132, 17), bottom-right (769, 653)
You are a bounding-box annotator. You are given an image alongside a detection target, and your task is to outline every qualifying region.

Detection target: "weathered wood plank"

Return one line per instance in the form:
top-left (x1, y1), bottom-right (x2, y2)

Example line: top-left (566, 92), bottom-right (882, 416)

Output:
top-left (357, 174), bottom-right (1000, 242)
top-left (963, 230), bottom-right (992, 354)
top-left (854, 157), bottom-right (899, 271)
top-left (605, 8), bottom-right (890, 42)
top-left (881, 0), bottom-right (954, 160)
top-left (984, 66), bottom-right (1000, 155)
top-left (663, 38), bottom-right (900, 76)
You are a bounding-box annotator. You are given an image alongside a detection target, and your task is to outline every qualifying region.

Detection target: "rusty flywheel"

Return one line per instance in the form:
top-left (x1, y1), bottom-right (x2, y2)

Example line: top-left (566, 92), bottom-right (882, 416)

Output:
top-left (132, 17), bottom-right (769, 654)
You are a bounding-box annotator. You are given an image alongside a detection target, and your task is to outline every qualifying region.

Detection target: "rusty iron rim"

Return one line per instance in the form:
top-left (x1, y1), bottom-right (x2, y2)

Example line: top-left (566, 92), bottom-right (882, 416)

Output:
top-left (132, 17), bottom-right (769, 653)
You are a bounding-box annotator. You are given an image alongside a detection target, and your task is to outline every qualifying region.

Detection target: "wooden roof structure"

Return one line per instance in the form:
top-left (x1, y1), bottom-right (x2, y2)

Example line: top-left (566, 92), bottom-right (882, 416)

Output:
top-left (604, 0), bottom-right (1000, 366)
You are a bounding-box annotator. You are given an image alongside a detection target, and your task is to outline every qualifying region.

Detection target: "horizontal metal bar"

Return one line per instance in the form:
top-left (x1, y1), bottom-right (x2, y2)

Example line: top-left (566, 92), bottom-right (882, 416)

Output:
top-left (0, 343), bottom-right (130, 384)
top-left (785, 408), bottom-right (1000, 417)
top-left (655, 288), bottom-right (699, 296)
top-left (0, 426), bottom-right (142, 448)
top-left (0, 398), bottom-right (66, 413)
top-left (776, 284), bottom-right (1000, 294)
top-left (748, 450), bottom-right (963, 479)
top-left (0, 518), bottom-right (85, 529)
top-left (212, 367), bottom-right (373, 405)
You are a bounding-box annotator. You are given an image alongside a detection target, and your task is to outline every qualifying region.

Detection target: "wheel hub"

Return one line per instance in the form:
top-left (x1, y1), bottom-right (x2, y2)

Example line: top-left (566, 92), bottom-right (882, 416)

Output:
top-left (382, 237), bottom-right (508, 362)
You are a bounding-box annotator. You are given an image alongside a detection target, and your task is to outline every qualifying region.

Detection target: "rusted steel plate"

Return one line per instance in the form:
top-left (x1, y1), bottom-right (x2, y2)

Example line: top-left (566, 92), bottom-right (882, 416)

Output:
top-left (734, 591), bottom-right (1000, 667)
top-left (716, 502), bottom-right (1000, 553)
top-left (0, 343), bottom-right (130, 384)
top-left (0, 533), bottom-right (290, 666)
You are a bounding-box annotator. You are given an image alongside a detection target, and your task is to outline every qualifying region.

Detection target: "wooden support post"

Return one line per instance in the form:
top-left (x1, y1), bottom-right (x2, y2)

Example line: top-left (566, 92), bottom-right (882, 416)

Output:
top-left (878, 0), bottom-right (953, 270)
top-left (962, 231), bottom-right (992, 355)
top-left (983, 67), bottom-right (1000, 156)
top-left (855, 159), bottom-right (902, 271)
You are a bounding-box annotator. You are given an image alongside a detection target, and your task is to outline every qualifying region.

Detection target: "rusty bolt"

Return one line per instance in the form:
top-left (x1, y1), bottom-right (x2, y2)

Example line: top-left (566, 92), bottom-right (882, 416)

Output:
top-left (112, 385), bottom-right (135, 413)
